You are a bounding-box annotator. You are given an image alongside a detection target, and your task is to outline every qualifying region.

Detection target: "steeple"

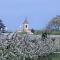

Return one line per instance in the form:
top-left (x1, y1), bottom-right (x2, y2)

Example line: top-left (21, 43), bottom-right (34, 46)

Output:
top-left (23, 17), bottom-right (28, 24)
top-left (23, 17), bottom-right (29, 32)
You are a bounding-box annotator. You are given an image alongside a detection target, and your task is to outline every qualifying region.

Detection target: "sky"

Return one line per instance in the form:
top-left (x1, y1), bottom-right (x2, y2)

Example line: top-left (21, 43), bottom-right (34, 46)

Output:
top-left (0, 0), bottom-right (60, 31)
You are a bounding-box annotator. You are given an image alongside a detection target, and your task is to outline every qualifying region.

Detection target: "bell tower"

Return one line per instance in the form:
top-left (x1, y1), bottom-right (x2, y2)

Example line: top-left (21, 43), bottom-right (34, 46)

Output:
top-left (23, 18), bottom-right (29, 32)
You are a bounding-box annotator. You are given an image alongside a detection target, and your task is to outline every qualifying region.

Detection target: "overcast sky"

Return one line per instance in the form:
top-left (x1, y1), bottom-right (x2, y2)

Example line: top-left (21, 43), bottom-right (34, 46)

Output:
top-left (0, 0), bottom-right (59, 31)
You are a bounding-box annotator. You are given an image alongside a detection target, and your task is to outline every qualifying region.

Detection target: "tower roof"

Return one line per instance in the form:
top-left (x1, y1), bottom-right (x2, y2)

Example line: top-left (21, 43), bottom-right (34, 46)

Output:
top-left (23, 18), bottom-right (28, 24)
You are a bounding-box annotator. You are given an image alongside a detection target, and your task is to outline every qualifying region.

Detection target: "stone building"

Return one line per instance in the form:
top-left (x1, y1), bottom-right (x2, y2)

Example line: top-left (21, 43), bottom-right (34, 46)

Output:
top-left (23, 18), bottom-right (29, 32)
top-left (17, 18), bottom-right (33, 34)
top-left (22, 18), bottom-right (33, 34)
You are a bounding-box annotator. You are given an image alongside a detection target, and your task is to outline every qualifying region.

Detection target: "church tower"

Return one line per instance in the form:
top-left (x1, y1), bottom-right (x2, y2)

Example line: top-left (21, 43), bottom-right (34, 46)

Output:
top-left (23, 18), bottom-right (29, 32)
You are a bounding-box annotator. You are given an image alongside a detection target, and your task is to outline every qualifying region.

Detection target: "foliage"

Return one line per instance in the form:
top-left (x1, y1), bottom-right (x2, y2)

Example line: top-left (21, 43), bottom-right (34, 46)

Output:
top-left (0, 32), bottom-right (56, 60)
top-left (31, 28), bottom-right (35, 33)
top-left (0, 19), bottom-right (6, 33)
top-left (47, 15), bottom-right (60, 31)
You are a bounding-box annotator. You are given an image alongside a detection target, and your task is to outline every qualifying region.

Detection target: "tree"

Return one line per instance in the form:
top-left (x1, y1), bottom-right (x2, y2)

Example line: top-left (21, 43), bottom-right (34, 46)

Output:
top-left (47, 15), bottom-right (60, 31)
top-left (31, 28), bottom-right (35, 33)
top-left (0, 19), bottom-right (6, 33)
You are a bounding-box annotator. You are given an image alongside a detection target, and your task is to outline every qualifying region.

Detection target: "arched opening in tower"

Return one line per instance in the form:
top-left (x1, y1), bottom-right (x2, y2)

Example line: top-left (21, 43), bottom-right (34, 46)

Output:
top-left (26, 25), bottom-right (27, 28)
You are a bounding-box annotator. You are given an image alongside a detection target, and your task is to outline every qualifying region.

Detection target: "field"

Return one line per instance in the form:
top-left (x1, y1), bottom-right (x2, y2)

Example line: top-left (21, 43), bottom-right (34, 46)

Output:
top-left (36, 53), bottom-right (60, 60)
top-left (19, 53), bottom-right (60, 60)
top-left (34, 30), bottom-right (60, 35)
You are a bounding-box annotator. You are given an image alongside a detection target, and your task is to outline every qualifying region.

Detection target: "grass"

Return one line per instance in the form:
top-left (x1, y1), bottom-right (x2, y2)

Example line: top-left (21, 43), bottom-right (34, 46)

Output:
top-left (21, 53), bottom-right (60, 60)
top-left (17, 32), bottom-right (27, 35)
top-left (34, 30), bottom-right (44, 35)
top-left (17, 30), bottom-right (60, 35)
top-left (50, 53), bottom-right (60, 60)
top-left (37, 53), bottom-right (60, 60)
top-left (34, 30), bottom-right (60, 35)
top-left (51, 31), bottom-right (60, 35)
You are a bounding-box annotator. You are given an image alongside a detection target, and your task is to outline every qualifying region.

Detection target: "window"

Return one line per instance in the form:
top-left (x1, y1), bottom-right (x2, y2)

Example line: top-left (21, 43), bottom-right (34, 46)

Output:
top-left (26, 25), bottom-right (27, 28)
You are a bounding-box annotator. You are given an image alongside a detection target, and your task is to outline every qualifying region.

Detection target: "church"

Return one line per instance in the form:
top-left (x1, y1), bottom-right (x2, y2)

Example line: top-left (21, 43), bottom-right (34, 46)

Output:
top-left (18, 18), bottom-right (33, 34)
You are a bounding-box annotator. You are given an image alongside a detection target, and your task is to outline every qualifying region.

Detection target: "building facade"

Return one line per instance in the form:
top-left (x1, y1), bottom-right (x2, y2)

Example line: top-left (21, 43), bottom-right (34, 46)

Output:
top-left (22, 18), bottom-right (33, 34)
